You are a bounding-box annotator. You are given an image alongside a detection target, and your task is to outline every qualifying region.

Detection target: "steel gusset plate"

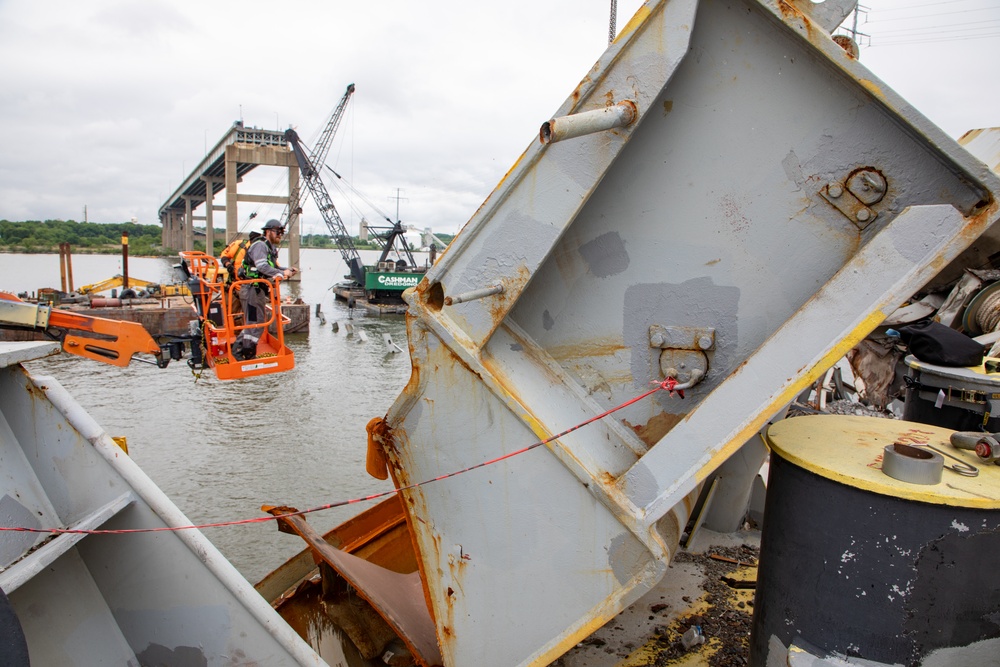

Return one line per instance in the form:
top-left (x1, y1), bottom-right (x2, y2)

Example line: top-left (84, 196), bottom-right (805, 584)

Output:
top-left (380, 0), bottom-right (1000, 664)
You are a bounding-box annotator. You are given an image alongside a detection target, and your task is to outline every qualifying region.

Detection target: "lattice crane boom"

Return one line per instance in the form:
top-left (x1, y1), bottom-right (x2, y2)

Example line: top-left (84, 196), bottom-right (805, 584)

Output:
top-left (285, 128), bottom-right (366, 286)
top-left (283, 83), bottom-right (355, 226)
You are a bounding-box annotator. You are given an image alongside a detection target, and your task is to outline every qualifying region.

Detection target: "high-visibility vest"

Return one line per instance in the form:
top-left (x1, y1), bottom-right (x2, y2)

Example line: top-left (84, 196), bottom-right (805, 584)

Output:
top-left (240, 238), bottom-right (277, 281)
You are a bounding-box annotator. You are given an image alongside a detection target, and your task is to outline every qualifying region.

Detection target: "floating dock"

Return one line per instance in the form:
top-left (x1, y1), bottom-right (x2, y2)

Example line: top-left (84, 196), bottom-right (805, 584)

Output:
top-left (332, 284), bottom-right (408, 316)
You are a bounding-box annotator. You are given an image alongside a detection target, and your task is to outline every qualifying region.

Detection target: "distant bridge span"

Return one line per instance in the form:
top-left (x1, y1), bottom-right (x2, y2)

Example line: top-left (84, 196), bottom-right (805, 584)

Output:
top-left (158, 121), bottom-right (301, 271)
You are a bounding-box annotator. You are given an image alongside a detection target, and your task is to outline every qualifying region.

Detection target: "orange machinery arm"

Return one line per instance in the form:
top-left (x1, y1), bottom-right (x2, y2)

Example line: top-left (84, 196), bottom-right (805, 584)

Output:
top-left (0, 293), bottom-right (163, 367)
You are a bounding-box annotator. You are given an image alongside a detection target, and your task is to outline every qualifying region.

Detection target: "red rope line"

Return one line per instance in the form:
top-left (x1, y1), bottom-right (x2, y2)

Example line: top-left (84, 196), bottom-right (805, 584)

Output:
top-left (0, 378), bottom-right (680, 536)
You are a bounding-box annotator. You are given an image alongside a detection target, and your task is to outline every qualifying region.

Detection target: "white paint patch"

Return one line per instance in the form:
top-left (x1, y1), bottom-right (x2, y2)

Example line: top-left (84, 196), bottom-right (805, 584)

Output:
top-left (951, 520), bottom-right (969, 533)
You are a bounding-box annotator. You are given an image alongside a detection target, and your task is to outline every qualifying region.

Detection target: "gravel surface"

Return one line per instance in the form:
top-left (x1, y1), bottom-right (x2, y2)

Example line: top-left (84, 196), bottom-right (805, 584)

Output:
top-left (645, 545), bottom-right (759, 667)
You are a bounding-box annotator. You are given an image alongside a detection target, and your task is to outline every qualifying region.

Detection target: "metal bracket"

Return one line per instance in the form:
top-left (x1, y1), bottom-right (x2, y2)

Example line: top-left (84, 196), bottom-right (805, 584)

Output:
top-left (0, 300), bottom-right (50, 329)
top-left (650, 326), bottom-right (714, 387)
top-left (649, 325), bottom-right (715, 350)
top-left (820, 181), bottom-right (877, 230)
top-left (847, 169), bottom-right (887, 206)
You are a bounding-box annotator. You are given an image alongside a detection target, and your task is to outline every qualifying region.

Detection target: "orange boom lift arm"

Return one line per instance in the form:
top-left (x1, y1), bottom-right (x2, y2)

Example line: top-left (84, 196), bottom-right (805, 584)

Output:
top-left (0, 292), bottom-right (172, 367)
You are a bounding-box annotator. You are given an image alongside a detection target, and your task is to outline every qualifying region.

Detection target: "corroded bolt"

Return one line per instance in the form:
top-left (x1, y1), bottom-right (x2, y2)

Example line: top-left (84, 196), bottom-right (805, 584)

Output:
top-left (698, 335), bottom-right (713, 350)
top-left (828, 183), bottom-right (843, 198)
top-left (650, 332), bottom-right (665, 347)
top-left (856, 209), bottom-right (871, 222)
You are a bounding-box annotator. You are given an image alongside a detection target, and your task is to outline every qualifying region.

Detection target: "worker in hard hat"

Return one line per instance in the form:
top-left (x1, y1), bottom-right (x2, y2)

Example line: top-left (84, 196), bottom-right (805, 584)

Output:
top-left (235, 218), bottom-right (297, 360)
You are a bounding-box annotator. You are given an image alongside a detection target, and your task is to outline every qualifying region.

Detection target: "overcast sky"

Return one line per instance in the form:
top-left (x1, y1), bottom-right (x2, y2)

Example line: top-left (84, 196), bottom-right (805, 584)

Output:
top-left (1, 0), bottom-right (997, 237)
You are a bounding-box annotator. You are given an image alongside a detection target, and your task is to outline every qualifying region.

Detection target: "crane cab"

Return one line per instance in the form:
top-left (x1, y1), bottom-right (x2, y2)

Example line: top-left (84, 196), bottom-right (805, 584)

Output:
top-left (179, 251), bottom-right (294, 380)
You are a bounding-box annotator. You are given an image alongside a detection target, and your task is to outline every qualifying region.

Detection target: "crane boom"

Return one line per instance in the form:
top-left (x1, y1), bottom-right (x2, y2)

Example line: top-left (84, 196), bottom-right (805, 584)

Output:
top-left (283, 83), bottom-right (355, 225)
top-left (285, 128), bottom-right (366, 286)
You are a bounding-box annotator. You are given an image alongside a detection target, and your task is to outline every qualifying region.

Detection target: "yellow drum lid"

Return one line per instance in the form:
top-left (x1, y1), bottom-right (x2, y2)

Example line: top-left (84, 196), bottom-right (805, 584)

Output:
top-left (765, 415), bottom-right (1000, 509)
top-left (904, 354), bottom-right (1000, 389)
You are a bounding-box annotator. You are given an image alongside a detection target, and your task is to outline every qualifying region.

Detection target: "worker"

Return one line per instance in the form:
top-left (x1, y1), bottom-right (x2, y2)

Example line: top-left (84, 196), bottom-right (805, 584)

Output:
top-left (235, 219), bottom-right (297, 360)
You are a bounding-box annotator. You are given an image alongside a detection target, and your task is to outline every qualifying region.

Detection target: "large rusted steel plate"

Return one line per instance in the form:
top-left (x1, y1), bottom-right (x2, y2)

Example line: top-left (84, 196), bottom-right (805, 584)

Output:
top-left (379, 0), bottom-right (1000, 664)
top-left (0, 342), bottom-right (323, 666)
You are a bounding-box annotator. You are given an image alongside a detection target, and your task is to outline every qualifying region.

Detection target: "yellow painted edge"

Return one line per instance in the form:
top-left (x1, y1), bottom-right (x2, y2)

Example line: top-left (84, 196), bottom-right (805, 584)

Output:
top-left (858, 79), bottom-right (885, 99)
top-left (615, 6), bottom-right (654, 45)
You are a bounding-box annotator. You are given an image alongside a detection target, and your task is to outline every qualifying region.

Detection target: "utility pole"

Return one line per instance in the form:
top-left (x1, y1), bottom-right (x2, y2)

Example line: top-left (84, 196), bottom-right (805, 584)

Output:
top-left (842, 2), bottom-right (868, 58)
top-left (389, 188), bottom-right (408, 223)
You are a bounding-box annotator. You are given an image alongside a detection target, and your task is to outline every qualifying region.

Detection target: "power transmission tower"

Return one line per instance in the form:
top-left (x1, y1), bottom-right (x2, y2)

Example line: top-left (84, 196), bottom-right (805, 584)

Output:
top-left (609, 0), bottom-right (618, 44)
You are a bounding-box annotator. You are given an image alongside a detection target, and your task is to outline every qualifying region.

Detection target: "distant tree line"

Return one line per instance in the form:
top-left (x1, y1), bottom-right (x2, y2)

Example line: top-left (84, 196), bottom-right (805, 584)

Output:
top-left (0, 219), bottom-right (455, 256)
top-left (299, 232), bottom-right (454, 250)
top-left (0, 219), bottom-right (164, 255)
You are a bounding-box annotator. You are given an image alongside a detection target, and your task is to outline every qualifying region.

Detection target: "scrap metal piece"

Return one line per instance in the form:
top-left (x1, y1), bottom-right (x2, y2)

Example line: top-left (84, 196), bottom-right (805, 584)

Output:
top-left (374, 0), bottom-right (1000, 664)
top-left (263, 506), bottom-right (442, 667)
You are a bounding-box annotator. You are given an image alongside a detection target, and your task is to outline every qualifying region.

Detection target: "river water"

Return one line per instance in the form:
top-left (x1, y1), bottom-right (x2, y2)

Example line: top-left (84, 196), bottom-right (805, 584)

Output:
top-left (4, 248), bottom-right (423, 584)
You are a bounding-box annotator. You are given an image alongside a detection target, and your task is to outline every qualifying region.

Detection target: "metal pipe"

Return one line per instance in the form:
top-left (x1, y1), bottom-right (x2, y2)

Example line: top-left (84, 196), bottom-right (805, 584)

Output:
top-left (444, 284), bottom-right (504, 306)
top-left (89, 297), bottom-right (161, 307)
top-left (539, 101), bottom-right (637, 144)
top-left (59, 243), bottom-right (68, 293)
top-left (122, 232), bottom-right (130, 289)
top-left (65, 244), bottom-right (74, 293)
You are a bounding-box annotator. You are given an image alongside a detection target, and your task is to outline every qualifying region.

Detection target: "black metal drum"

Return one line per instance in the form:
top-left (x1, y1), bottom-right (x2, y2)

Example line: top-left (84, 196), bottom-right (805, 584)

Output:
top-left (902, 354), bottom-right (1000, 432)
top-left (751, 415), bottom-right (1000, 666)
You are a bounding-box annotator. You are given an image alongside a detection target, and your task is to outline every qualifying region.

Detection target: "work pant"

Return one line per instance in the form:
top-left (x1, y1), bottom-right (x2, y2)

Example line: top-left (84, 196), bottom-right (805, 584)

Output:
top-left (237, 282), bottom-right (269, 347)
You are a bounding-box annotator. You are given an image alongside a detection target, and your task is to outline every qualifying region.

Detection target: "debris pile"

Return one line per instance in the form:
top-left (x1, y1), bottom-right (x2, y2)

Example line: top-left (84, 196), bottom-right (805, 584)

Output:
top-left (644, 545), bottom-right (759, 667)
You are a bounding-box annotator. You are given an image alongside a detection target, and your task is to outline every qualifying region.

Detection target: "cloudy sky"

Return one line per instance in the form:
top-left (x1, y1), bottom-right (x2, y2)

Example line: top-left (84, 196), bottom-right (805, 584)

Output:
top-left (1, 0), bottom-right (998, 237)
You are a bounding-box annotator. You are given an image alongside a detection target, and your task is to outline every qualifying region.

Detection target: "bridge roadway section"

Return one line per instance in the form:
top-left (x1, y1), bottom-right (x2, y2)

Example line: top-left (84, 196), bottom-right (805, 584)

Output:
top-left (158, 122), bottom-right (302, 274)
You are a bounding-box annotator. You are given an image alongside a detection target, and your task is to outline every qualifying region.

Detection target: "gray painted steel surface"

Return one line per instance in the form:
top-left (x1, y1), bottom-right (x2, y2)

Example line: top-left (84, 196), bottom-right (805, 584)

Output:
top-left (0, 342), bottom-right (325, 666)
top-left (378, 0), bottom-right (1000, 664)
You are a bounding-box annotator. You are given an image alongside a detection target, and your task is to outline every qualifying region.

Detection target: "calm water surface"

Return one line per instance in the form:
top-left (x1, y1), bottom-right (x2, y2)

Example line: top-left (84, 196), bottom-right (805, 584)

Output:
top-left (7, 248), bottom-right (423, 584)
